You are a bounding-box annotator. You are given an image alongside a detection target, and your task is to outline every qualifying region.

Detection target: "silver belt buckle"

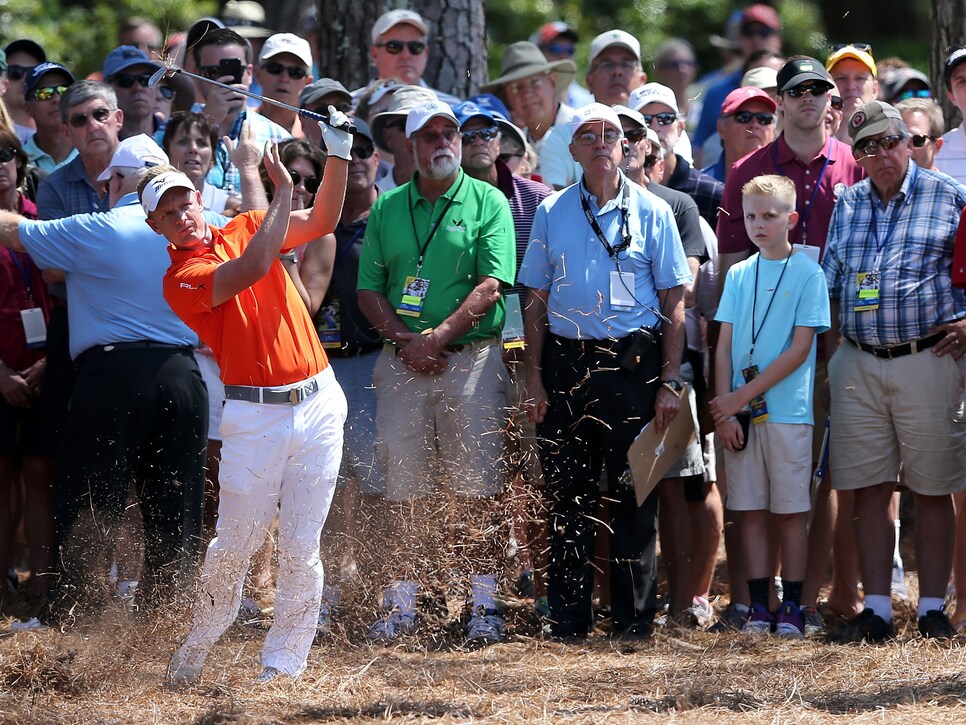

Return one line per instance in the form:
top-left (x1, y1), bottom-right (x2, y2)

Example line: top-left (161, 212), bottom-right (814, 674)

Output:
top-left (289, 387), bottom-right (301, 404)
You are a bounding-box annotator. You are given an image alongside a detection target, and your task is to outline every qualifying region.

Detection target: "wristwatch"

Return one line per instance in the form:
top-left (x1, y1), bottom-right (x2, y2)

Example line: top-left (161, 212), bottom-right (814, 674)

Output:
top-left (661, 379), bottom-right (684, 393)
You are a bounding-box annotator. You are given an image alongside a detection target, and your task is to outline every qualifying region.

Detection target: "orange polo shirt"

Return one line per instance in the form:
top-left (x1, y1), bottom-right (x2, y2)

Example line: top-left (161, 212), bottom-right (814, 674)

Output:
top-left (163, 211), bottom-right (328, 387)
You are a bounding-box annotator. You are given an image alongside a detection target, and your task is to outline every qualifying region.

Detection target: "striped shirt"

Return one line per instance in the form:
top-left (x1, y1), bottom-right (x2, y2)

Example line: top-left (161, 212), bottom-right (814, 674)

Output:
top-left (667, 153), bottom-right (723, 229)
top-left (823, 162), bottom-right (966, 346)
top-left (495, 160), bottom-right (553, 298)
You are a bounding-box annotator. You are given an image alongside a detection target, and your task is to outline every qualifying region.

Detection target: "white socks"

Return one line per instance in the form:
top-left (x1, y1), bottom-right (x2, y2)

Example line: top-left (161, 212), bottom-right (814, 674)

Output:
top-left (864, 594), bottom-right (893, 622)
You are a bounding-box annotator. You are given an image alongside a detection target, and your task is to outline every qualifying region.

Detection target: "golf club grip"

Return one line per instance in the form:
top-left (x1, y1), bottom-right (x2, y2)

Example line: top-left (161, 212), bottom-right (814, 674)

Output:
top-left (297, 108), bottom-right (357, 135)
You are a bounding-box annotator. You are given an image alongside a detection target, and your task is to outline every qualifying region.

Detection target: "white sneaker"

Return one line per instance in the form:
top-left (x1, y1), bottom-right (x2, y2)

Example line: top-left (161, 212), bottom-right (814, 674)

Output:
top-left (466, 608), bottom-right (505, 645)
top-left (690, 596), bottom-right (715, 629)
top-left (166, 645), bottom-right (208, 687)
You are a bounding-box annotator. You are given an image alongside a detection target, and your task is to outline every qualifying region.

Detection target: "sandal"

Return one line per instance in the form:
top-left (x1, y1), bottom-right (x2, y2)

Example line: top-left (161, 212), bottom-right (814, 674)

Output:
top-left (950, 608), bottom-right (966, 634)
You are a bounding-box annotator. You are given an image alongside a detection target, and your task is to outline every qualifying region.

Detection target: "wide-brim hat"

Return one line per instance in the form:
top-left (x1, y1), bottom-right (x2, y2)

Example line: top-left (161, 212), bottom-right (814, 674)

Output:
top-left (369, 85), bottom-right (437, 153)
top-left (480, 41), bottom-right (575, 94)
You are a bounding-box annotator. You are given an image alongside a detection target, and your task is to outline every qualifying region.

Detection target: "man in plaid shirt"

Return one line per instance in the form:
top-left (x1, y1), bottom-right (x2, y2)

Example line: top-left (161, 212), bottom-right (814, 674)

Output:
top-left (823, 100), bottom-right (966, 643)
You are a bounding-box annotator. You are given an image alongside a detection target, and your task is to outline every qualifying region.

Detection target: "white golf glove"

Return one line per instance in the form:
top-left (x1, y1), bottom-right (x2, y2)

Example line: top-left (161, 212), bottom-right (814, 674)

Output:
top-left (319, 106), bottom-right (353, 160)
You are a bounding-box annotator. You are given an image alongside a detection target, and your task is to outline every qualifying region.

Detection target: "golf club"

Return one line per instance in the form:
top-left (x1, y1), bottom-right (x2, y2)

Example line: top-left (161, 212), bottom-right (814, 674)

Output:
top-left (148, 65), bottom-right (356, 135)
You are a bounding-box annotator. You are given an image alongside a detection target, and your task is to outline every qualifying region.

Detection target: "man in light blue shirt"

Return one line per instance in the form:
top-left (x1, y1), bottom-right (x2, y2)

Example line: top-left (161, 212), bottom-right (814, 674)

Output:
top-left (0, 136), bottom-right (228, 626)
top-left (519, 103), bottom-right (691, 641)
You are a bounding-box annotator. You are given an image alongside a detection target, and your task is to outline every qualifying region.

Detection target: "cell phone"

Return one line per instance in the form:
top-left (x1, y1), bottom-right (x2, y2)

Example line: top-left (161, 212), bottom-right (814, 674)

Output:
top-left (219, 58), bottom-right (244, 84)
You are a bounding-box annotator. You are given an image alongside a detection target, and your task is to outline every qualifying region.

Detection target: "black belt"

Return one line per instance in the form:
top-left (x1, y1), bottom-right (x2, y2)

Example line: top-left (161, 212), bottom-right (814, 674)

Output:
top-left (846, 331), bottom-right (946, 360)
top-left (325, 343), bottom-right (383, 359)
top-left (224, 378), bottom-right (321, 405)
top-left (75, 341), bottom-right (192, 367)
top-left (550, 333), bottom-right (628, 354)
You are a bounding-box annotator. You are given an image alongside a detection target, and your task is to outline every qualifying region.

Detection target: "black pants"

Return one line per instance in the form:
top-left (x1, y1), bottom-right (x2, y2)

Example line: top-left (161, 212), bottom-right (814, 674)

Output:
top-left (537, 336), bottom-right (661, 637)
top-left (51, 345), bottom-right (207, 613)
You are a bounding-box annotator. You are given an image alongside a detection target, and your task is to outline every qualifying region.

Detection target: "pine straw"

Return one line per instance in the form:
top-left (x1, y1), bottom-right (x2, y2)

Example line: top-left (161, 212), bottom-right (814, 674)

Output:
top-left (2, 602), bottom-right (966, 724)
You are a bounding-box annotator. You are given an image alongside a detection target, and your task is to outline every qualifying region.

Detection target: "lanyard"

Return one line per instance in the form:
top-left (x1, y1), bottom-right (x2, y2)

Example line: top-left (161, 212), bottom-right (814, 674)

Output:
top-left (870, 165), bottom-right (918, 268)
top-left (408, 173), bottom-right (464, 274)
top-left (83, 182), bottom-right (103, 213)
top-left (7, 249), bottom-right (33, 302)
top-left (773, 137), bottom-right (832, 244)
top-left (750, 249), bottom-right (793, 362)
top-left (580, 182), bottom-right (631, 257)
top-left (334, 223), bottom-right (365, 266)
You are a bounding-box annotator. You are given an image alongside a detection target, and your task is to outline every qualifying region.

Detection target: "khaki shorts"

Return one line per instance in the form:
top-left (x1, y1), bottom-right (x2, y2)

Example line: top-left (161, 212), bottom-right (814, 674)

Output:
top-left (373, 340), bottom-right (508, 501)
top-left (724, 422), bottom-right (813, 514)
top-left (828, 342), bottom-right (966, 495)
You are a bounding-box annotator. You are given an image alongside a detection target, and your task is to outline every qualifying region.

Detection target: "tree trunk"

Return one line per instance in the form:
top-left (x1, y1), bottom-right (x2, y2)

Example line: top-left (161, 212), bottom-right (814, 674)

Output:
top-left (314, 0), bottom-right (485, 96)
top-left (931, 0), bottom-right (965, 130)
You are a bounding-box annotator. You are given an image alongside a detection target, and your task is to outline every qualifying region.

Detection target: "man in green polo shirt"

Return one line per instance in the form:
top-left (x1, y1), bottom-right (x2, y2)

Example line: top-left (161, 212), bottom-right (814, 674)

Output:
top-left (358, 100), bottom-right (515, 645)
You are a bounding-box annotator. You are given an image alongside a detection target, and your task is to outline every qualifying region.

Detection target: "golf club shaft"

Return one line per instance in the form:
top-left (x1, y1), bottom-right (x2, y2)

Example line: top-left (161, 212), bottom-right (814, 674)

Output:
top-left (154, 66), bottom-right (355, 134)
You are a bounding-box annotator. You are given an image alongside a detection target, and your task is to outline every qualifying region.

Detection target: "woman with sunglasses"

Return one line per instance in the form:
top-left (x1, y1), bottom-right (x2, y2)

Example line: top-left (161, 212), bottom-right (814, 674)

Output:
top-left (0, 127), bottom-right (55, 616)
top-left (162, 111), bottom-right (238, 215)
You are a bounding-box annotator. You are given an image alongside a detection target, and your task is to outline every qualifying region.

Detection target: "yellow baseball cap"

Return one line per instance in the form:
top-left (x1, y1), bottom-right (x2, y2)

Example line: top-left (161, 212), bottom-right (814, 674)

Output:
top-left (826, 44), bottom-right (876, 77)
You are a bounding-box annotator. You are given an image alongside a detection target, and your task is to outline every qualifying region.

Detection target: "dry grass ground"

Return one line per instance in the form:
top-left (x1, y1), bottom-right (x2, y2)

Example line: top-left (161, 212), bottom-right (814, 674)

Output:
top-left (3, 598), bottom-right (966, 724)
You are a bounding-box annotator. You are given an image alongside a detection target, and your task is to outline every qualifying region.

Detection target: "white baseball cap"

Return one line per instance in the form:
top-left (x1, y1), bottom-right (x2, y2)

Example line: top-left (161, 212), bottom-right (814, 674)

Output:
top-left (259, 33), bottom-right (313, 68)
top-left (570, 102), bottom-right (623, 139)
top-left (371, 9), bottom-right (428, 43)
top-left (139, 171), bottom-right (197, 215)
top-left (589, 30), bottom-right (641, 66)
top-left (97, 134), bottom-right (168, 182)
top-left (629, 82), bottom-right (680, 114)
top-left (405, 100), bottom-right (458, 138)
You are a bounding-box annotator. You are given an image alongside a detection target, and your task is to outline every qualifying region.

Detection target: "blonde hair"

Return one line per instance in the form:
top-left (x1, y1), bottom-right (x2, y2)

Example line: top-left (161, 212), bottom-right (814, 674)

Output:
top-left (742, 174), bottom-right (796, 210)
top-left (136, 164), bottom-right (181, 206)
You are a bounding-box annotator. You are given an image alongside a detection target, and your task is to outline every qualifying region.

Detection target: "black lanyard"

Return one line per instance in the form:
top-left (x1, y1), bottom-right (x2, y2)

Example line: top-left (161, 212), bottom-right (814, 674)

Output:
top-left (580, 181), bottom-right (631, 257)
top-left (750, 248), bottom-right (793, 362)
top-left (408, 173), bottom-right (464, 274)
top-left (870, 164), bottom-right (918, 265)
top-left (772, 137), bottom-right (832, 245)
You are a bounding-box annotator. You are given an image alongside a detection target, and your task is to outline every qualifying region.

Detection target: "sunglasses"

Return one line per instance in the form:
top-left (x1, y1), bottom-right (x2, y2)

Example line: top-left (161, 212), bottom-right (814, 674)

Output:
top-left (729, 111), bottom-right (775, 125)
top-left (545, 43), bottom-right (575, 57)
top-left (461, 127), bottom-right (499, 144)
top-left (784, 84), bottom-right (829, 99)
top-left (31, 84), bottom-right (70, 102)
top-left (68, 106), bottom-right (112, 128)
top-left (498, 152), bottom-right (523, 163)
top-left (658, 59), bottom-right (697, 72)
top-left (7, 64), bottom-right (36, 81)
top-left (643, 112), bottom-right (677, 126)
top-left (642, 154), bottom-right (658, 169)
top-left (0, 148), bottom-right (17, 163)
top-left (351, 144), bottom-right (375, 159)
top-left (113, 73), bottom-right (153, 89)
top-left (829, 43), bottom-right (873, 54)
top-left (262, 61), bottom-right (309, 80)
top-left (289, 170), bottom-right (320, 193)
top-left (624, 127), bottom-right (648, 143)
top-left (911, 134), bottom-right (937, 148)
top-left (741, 26), bottom-right (776, 39)
top-left (374, 40), bottom-right (426, 56)
top-left (855, 134), bottom-right (905, 157)
top-left (309, 103), bottom-right (352, 115)
top-left (413, 128), bottom-right (459, 144)
top-left (575, 130), bottom-right (622, 146)
top-left (897, 89), bottom-right (932, 101)
top-left (831, 95), bottom-right (844, 110)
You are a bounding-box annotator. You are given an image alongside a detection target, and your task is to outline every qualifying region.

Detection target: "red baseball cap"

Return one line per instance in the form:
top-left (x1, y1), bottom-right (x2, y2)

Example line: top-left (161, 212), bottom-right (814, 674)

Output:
top-left (741, 4), bottom-right (781, 32)
top-left (530, 22), bottom-right (578, 48)
top-left (721, 86), bottom-right (777, 115)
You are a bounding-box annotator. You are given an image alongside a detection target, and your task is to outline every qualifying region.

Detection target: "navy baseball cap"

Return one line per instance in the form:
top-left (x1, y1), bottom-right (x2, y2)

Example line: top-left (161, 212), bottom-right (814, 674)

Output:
top-left (24, 62), bottom-right (75, 101)
top-left (103, 45), bottom-right (161, 80)
top-left (4, 39), bottom-right (46, 63)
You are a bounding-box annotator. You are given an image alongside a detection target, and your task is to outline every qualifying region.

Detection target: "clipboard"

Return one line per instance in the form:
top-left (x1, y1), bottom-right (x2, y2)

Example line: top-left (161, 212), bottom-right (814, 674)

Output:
top-left (627, 384), bottom-right (697, 506)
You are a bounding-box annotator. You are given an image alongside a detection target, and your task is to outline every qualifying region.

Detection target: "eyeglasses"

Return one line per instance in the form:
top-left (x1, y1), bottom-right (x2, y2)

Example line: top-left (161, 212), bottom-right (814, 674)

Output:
top-left (854, 134), bottom-right (905, 157)
top-left (911, 134), bottom-right (937, 148)
top-left (505, 73), bottom-right (548, 96)
top-left (30, 85), bottom-right (70, 102)
top-left (657, 59), bottom-right (697, 72)
top-left (289, 170), bottom-right (320, 193)
top-left (461, 127), bottom-right (499, 144)
top-left (113, 73), bottom-right (153, 89)
top-left (498, 152), bottom-right (523, 163)
top-left (741, 26), bottom-right (777, 39)
top-left (575, 130), bottom-right (622, 146)
top-left (7, 64), bottom-right (35, 81)
top-left (784, 84), bottom-right (829, 99)
top-left (310, 103), bottom-right (352, 115)
top-left (0, 148), bottom-right (17, 163)
top-left (830, 95), bottom-right (844, 110)
top-left (829, 43), bottom-right (873, 54)
top-left (643, 112), bottom-right (677, 126)
top-left (642, 154), bottom-right (658, 168)
top-left (729, 111), bottom-right (775, 125)
top-left (545, 43), bottom-right (574, 57)
top-left (413, 128), bottom-right (459, 144)
top-left (624, 127), bottom-right (648, 143)
top-left (351, 144), bottom-right (375, 159)
top-left (373, 40), bottom-right (426, 55)
top-left (262, 61), bottom-right (309, 80)
top-left (897, 89), bottom-right (932, 101)
top-left (68, 107), bottom-right (112, 128)
top-left (590, 60), bottom-right (638, 74)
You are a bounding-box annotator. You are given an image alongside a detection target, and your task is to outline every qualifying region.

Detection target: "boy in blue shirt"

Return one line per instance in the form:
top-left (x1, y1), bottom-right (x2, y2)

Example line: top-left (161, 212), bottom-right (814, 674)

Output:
top-left (712, 175), bottom-right (830, 639)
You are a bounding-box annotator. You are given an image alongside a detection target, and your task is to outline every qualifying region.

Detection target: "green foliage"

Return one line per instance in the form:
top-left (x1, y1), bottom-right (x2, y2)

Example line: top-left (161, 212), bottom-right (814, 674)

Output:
top-left (0, 0), bottom-right (215, 77)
